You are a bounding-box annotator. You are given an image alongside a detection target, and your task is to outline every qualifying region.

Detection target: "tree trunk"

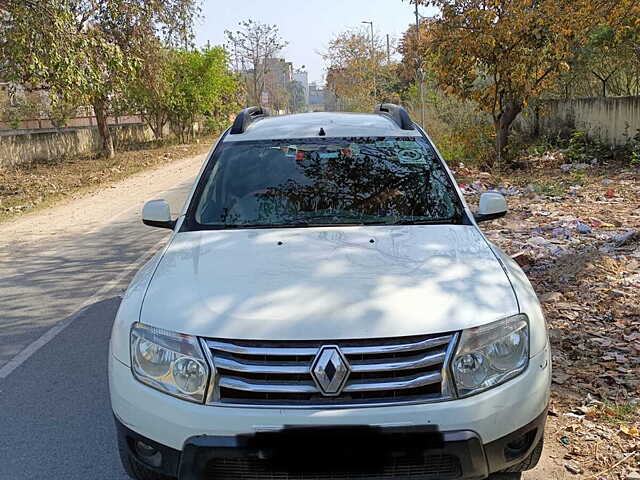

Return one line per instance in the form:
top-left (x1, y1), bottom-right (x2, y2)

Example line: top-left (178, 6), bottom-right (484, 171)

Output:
top-left (153, 112), bottom-right (165, 140)
top-left (533, 105), bottom-right (540, 138)
top-left (592, 72), bottom-right (608, 98)
top-left (93, 99), bottom-right (114, 158)
top-left (494, 102), bottom-right (522, 168)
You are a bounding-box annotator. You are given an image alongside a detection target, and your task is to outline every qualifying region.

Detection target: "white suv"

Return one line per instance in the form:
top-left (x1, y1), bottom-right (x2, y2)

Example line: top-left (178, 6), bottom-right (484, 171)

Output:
top-left (109, 105), bottom-right (550, 480)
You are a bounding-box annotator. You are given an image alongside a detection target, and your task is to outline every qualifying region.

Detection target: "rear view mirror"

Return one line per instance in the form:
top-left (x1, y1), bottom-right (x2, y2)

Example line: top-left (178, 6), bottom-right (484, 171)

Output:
top-left (142, 200), bottom-right (175, 229)
top-left (474, 192), bottom-right (507, 223)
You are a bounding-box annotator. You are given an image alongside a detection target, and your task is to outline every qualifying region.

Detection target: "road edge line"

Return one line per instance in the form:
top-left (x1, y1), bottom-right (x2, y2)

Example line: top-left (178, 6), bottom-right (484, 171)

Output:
top-left (0, 238), bottom-right (166, 379)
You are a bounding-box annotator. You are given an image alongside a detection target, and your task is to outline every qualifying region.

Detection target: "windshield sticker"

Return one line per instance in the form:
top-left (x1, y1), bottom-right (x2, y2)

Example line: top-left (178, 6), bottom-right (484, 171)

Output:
top-left (318, 152), bottom-right (339, 159)
top-left (397, 141), bottom-right (417, 149)
top-left (285, 145), bottom-right (297, 157)
top-left (376, 140), bottom-right (396, 148)
top-left (398, 149), bottom-right (426, 164)
top-left (349, 144), bottom-right (361, 155)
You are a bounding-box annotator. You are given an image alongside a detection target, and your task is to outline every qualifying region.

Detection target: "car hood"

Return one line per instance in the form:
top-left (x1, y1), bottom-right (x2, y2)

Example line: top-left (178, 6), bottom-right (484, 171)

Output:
top-left (141, 225), bottom-right (518, 340)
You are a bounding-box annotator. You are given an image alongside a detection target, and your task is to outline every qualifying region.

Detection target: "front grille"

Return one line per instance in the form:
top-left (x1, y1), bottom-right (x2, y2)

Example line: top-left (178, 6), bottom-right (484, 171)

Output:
top-left (204, 455), bottom-right (462, 479)
top-left (203, 333), bottom-right (458, 407)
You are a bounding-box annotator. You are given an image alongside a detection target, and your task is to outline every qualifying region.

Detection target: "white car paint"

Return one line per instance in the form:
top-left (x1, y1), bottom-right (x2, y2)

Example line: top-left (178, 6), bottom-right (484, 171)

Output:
top-left (135, 225), bottom-right (516, 345)
top-left (110, 226), bottom-right (548, 366)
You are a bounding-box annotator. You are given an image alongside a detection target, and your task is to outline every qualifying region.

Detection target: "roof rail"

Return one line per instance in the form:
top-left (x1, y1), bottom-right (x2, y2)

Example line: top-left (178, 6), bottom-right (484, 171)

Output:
top-left (230, 106), bottom-right (270, 134)
top-left (374, 103), bottom-right (415, 130)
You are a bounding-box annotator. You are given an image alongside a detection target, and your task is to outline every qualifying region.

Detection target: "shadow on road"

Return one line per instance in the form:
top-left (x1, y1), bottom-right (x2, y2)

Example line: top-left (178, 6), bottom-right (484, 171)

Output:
top-left (0, 296), bottom-right (129, 480)
top-left (0, 179), bottom-right (191, 367)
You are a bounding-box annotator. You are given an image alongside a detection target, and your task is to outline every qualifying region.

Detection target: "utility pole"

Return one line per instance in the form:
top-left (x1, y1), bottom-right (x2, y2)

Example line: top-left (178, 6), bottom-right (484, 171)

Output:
top-left (386, 34), bottom-right (391, 64)
top-left (415, 1), bottom-right (425, 127)
top-left (362, 20), bottom-right (377, 100)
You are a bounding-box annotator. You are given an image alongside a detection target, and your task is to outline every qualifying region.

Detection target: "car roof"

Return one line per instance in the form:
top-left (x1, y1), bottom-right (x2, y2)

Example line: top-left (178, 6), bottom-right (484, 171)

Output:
top-left (223, 112), bottom-right (422, 142)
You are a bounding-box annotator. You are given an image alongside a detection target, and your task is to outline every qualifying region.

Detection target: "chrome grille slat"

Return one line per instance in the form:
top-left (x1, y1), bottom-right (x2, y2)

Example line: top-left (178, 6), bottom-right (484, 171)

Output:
top-left (205, 334), bottom-right (452, 357)
top-left (218, 371), bottom-right (442, 394)
top-left (341, 335), bottom-right (452, 355)
top-left (219, 377), bottom-right (318, 393)
top-left (205, 332), bottom-right (458, 408)
top-left (344, 371), bottom-right (442, 392)
top-left (214, 356), bottom-right (310, 374)
top-left (350, 350), bottom-right (446, 373)
top-left (206, 340), bottom-right (318, 357)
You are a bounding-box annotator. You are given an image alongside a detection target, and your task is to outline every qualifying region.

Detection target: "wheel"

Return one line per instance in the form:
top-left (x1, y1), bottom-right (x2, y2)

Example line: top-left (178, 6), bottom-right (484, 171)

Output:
top-left (501, 437), bottom-right (544, 473)
top-left (118, 440), bottom-right (175, 480)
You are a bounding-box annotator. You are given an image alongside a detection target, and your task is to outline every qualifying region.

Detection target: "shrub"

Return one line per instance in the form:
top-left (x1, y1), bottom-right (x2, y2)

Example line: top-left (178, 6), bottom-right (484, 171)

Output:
top-left (406, 84), bottom-right (495, 167)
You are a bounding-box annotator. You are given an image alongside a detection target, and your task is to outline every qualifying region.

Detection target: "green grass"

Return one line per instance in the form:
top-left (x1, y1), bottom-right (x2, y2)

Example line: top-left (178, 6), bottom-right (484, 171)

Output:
top-left (601, 402), bottom-right (639, 425)
top-left (533, 181), bottom-right (566, 197)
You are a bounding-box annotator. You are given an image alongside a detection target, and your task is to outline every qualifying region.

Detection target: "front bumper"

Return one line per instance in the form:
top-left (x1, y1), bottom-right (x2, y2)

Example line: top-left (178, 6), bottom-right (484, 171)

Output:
top-left (110, 344), bottom-right (550, 479)
top-left (116, 408), bottom-right (547, 479)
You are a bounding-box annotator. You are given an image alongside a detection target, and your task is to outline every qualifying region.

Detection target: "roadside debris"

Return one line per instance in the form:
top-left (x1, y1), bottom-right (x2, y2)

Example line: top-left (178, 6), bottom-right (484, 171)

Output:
top-left (561, 163), bottom-right (590, 172)
top-left (454, 158), bottom-right (640, 479)
top-left (565, 462), bottom-right (582, 474)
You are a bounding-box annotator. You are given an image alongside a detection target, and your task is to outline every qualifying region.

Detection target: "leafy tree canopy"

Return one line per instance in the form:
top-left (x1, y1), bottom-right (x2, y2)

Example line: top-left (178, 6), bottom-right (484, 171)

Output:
top-left (0, 0), bottom-right (201, 157)
top-left (412, 0), bottom-right (640, 164)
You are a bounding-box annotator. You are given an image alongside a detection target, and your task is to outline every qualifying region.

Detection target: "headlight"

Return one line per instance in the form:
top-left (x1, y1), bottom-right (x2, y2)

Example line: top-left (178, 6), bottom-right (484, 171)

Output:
top-left (130, 323), bottom-right (210, 403)
top-left (452, 314), bottom-right (529, 397)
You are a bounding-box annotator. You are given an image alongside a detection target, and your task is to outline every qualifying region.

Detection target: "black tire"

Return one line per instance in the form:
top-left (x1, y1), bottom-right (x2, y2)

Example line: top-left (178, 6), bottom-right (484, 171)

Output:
top-left (118, 440), bottom-right (175, 480)
top-left (501, 437), bottom-right (544, 473)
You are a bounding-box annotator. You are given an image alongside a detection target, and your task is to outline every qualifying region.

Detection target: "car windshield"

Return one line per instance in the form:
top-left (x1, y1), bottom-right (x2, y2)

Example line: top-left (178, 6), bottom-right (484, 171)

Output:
top-left (190, 136), bottom-right (463, 229)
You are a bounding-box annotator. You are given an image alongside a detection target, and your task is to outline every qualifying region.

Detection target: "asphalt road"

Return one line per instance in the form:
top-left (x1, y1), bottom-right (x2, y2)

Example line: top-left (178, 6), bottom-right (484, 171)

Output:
top-left (0, 176), bottom-right (195, 480)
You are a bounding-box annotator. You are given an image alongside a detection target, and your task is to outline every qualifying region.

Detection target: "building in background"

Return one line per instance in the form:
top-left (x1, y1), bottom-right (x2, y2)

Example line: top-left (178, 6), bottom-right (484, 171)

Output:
top-left (264, 58), bottom-right (293, 91)
top-left (238, 58), bottom-right (311, 114)
top-left (263, 58), bottom-right (293, 114)
top-left (308, 82), bottom-right (326, 112)
top-left (292, 69), bottom-right (309, 106)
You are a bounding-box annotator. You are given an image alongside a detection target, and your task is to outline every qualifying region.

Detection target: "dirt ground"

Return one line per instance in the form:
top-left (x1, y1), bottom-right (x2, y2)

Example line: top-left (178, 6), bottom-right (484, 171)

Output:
top-left (0, 137), bottom-right (215, 224)
top-left (459, 157), bottom-right (640, 480)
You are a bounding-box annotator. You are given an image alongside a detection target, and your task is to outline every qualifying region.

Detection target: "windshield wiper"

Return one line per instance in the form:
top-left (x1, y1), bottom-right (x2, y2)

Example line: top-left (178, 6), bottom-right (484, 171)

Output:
top-left (296, 214), bottom-right (369, 224)
top-left (203, 216), bottom-right (456, 230)
top-left (387, 218), bottom-right (454, 225)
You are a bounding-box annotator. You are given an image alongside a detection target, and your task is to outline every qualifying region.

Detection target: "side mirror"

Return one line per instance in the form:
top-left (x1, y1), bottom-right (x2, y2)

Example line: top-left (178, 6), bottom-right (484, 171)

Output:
top-left (142, 200), bottom-right (175, 229)
top-left (474, 192), bottom-right (507, 223)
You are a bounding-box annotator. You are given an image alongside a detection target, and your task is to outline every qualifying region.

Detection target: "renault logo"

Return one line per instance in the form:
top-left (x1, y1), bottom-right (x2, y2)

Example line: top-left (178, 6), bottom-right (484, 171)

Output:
top-left (311, 346), bottom-right (351, 396)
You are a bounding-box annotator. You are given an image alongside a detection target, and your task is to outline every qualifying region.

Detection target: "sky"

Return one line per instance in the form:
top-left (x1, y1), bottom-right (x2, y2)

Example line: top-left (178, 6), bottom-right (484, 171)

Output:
top-left (195, 0), bottom-right (436, 85)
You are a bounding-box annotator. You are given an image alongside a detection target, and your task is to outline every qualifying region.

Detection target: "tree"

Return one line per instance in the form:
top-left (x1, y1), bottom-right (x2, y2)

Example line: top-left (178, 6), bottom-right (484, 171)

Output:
top-left (414, 0), bottom-right (637, 165)
top-left (225, 20), bottom-right (287, 106)
top-left (324, 28), bottom-right (393, 112)
top-left (287, 80), bottom-right (306, 113)
top-left (125, 41), bottom-right (172, 140)
top-left (164, 47), bottom-right (239, 142)
top-left (0, 0), bottom-right (200, 157)
top-left (526, 16), bottom-right (640, 101)
top-left (577, 23), bottom-right (640, 97)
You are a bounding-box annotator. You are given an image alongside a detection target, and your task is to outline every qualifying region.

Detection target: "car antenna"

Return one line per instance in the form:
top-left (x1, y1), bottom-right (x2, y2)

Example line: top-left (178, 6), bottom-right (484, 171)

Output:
top-left (318, 127), bottom-right (326, 136)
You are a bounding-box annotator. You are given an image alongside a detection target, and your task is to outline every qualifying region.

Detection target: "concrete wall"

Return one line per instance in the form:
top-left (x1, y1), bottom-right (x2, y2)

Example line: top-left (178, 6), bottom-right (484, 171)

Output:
top-left (519, 96), bottom-right (640, 146)
top-left (0, 123), bottom-right (155, 167)
top-left (0, 114), bottom-right (144, 131)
